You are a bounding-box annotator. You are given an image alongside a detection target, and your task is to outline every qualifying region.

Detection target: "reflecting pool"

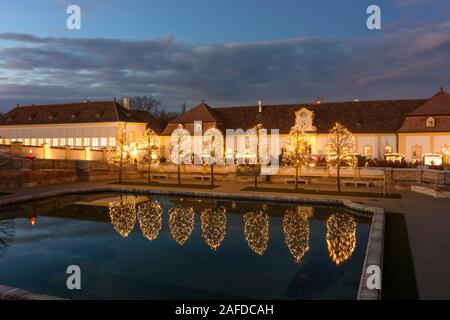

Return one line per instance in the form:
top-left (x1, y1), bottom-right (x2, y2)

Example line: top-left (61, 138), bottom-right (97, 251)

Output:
top-left (0, 193), bottom-right (371, 299)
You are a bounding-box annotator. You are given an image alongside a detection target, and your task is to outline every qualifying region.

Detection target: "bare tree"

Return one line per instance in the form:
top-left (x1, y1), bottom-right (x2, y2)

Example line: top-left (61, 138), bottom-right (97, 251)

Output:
top-left (127, 96), bottom-right (162, 113)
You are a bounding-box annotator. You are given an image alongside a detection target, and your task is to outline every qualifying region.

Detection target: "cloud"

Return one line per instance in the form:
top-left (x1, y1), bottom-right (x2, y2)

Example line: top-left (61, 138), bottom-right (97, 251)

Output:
top-left (0, 21), bottom-right (449, 112)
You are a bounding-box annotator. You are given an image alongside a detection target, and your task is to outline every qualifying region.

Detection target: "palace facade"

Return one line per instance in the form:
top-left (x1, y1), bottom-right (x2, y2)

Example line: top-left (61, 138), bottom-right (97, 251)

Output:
top-left (0, 89), bottom-right (449, 163)
top-left (160, 89), bottom-right (450, 163)
top-left (0, 99), bottom-right (160, 151)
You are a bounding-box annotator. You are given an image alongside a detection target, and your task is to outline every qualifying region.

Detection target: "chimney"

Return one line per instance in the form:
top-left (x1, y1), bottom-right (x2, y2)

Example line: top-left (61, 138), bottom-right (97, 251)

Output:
top-left (258, 100), bottom-right (263, 113)
top-left (122, 97), bottom-right (131, 110)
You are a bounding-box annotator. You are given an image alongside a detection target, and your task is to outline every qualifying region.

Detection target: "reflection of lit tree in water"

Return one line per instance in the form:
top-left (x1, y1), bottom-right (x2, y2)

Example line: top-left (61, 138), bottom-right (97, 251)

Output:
top-left (138, 201), bottom-right (163, 241)
top-left (201, 206), bottom-right (227, 250)
top-left (108, 200), bottom-right (136, 238)
top-left (169, 207), bottom-right (195, 245)
top-left (326, 213), bottom-right (356, 265)
top-left (0, 220), bottom-right (15, 258)
top-left (283, 208), bottom-right (310, 264)
top-left (244, 211), bottom-right (269, 256)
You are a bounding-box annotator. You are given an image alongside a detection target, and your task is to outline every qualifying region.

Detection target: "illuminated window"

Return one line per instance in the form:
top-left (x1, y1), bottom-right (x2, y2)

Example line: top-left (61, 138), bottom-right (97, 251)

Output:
top-left (100, 137), bottom-right (107, 147)
top-left (24, 139), bottom-right (30, 146)
top-left (109, 137), bottom-right (116, 147)
top-left (5, 139), bottom-right (11, 145)
top-left (38, 138), bottom-right (44, 146)
top-left (384, 144), bottom-right (393, 155)
top-left (60, 138), bottom-right (66, 146)
top-left (76, 138), bottom-right (82, 147)
top-left (45, 138), bottom-right (51, 145)
top-left (84, 138), bottom-right (90, 147)
top-left (53, 138), bottom-right (59, 146)
top-left (92, 138), bottom-right (99, 148)
top-left (68, 138), bottom-right (74, 147)
top-left (31, 138), bottom-right (37, 146)
top-left (363, 144), bottom-right (372, 158)
top-left (412, 144), bottom-right (422, 159)
top-left (426, 117), bottom-right (435, 128)
top-left (442, 144), bottom-right (450, 155)
top-left (18, 138), bottom-right (23, 143)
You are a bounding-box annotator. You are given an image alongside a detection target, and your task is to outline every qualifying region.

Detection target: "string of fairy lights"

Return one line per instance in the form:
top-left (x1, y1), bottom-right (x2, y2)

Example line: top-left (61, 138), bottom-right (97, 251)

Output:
top-left (200, 206), bottom-right (227, 250)
top-left (107, 200), bottom-right (358, 265)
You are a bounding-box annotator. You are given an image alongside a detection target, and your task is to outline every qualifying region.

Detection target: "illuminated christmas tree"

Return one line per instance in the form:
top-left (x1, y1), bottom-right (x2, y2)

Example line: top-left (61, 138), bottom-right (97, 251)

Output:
top-left (283, 124), bottom-right (310, 190)
top-left (326, 123), bottom-right (356, 193)
top-left (141, 128), bottom-right (160, 184)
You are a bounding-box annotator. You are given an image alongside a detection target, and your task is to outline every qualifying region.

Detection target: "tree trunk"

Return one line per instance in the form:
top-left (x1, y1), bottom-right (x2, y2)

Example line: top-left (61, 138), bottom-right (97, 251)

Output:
top-left (337, 164), bottom-right (341, 193)
top-left (178, 165), bottom-right (181, 185)
top-left (295, 166), bottom-right (299, 190)
top-left (254, 171), bottom-right (258, 189)
top-left (119, 163), bottom-right (123, 183)
top-left (148, 162), bottom-right (151, 184)
top-left (211, 164), bottom-right (214, 187)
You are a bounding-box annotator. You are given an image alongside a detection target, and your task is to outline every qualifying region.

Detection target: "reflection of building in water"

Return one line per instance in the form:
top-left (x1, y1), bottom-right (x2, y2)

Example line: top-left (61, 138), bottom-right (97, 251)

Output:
top-left (283, 207), bottom-right (311, 264)
top-left (0, 220), bottom-right (15, 258)
top-left (201, 206), bottom-right (227, 250)
top-left (169, 207), bottom-right (195, 246)
top-left (138, 201), bottom-right (163, 241)
top-left (326, 213), bottom-right (356, 265)
top-left (108, 200), bottom-right (136, 238)
top-left (244, 211), bottom-right (269, 256)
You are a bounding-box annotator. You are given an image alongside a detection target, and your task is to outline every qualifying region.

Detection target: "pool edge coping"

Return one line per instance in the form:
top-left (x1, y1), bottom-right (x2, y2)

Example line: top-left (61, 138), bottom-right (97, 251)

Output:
top-left (0, 186), bottom-right (385, 301)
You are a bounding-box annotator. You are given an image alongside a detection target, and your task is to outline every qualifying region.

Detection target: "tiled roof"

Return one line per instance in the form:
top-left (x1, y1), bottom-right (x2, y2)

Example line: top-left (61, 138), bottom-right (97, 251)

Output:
top-left (406, 90), bottom-right (450, 116)
top-left (168, 102), bottom-right (221, 123)
top-left (163, 99), bottom-right (427, 135)
top-left (398, 115), bottom-right (450, 133)
top-left (0, 101), bottom-right (160, 131)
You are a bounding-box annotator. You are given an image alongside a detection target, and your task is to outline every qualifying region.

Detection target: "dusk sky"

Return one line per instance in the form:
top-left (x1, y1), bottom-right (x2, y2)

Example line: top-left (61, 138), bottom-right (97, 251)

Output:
top-left (0, 0), bottom-right (449, 112)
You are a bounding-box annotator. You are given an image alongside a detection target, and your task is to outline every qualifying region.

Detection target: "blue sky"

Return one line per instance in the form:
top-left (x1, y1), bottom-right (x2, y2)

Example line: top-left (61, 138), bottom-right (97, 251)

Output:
top-left (0, 0), bottom-right (449, 111)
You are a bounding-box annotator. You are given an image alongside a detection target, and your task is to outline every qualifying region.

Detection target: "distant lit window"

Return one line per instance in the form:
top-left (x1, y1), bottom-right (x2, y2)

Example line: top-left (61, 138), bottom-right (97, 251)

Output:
top-left (76, 138), bottom-right (82, 147)
top-left (363, 144), bottom-right (372, 158)
top-left (109, 137), bottom-right (116, 147)
top-left (38, 138), bottom-right (44, 146)
top-left (53, 138), bottom-right (59, 147)
top-left (18, 138), bottom-right (23, 143)
top-left (412, 144), bottom-right (422, 159)
top-left (45, 138), bottom-right (50, 145)
top-left (384, 144), bottom-right (393, 155)
top-left (31, 138), bottom-right (37, 146)
top-left (68, 138), bottom-right (74, 147)
top-left (5, 139), bottom-right (11, 145)
top-left (92, 138), bottom-right (99, 148)
top-left (60, 138), bottom-right (66, 146)
top-left (426, 117), bottom-right (435, 128)
top-left (24, 139), bottom-right (30, 146)
top-left (442, 144), bottom-right (450, 156)
top-left (101, 137), bottom-right (107, 147)
top-left (84, 138), bottom-right (90, 147)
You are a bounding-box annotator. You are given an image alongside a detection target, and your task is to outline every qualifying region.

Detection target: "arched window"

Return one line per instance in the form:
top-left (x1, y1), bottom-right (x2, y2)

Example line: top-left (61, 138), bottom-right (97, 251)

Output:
top-left (426, 117), bottom-right (435, 128)
top-left (384, 144), bottom-right (393, 155)
top-left (363, 144), bottom-right (372, 158)
top-left (412, 144), bottom-right (422, 159)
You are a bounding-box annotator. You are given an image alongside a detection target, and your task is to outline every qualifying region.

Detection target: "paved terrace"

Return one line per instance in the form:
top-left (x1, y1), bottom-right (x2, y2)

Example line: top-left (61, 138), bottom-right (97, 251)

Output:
top-left (1, 179), bottom-right (449, 300)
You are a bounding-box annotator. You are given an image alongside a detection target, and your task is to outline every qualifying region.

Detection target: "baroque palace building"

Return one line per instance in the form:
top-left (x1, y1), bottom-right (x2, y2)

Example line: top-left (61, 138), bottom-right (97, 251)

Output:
top-left (0, 89), bottom-right (449, 163)
top-left (161, 89), bottom-right (450, 163)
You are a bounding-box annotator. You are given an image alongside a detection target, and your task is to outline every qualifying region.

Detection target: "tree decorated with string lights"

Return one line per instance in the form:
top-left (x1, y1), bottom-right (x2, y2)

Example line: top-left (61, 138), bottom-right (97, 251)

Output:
top-left (326, 123), bottom-right (356, 193)
top-left (169, 124), bottom-right (192, 185)
top-left (283, 124), bottom-right (310, 190)
top-left (108, 124), bottom-right (131, 183)
top-left (201, 128), bottom-right (224, 186)
top-left (141, 128), bottom-right (160, 184)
